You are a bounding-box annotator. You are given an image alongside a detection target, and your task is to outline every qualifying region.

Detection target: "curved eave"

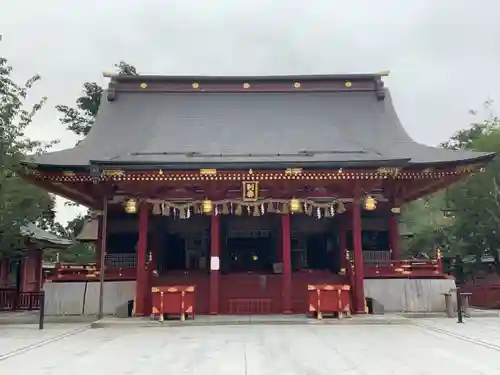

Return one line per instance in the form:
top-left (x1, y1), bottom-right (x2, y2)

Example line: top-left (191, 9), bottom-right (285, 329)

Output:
top-left (407, 151), bottom-right (496, 168)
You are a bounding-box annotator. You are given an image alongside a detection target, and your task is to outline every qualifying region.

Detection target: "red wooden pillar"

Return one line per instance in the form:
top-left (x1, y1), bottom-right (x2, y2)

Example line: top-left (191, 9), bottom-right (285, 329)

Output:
top-left (389, 214), bottom-right (400, 260)
top-left (209, 214), bottom-right (220, 314)
top-left (281, 214), bottom-right (292, 313)
top-left (135, 202), bottom-right (149, 316)
top-left (338, 219), bottom-right (348, 270)
top-left (351, 199), bottom-right (366, 314)
top-left (275, 217), bottom-right (283, 263)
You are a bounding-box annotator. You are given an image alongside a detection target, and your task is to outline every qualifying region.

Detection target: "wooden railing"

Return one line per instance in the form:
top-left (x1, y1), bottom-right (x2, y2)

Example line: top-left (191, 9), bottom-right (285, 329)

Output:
top-left (49, 255), bottom-right (446, 282)
top-left (459, 284), bottom-right (500, 309)
top-left (363, 259), bottom-right (444, 278)
top-left (51, 263), bottom-right (136, 281)
top-left (0, 289), bottom-right (44, 311)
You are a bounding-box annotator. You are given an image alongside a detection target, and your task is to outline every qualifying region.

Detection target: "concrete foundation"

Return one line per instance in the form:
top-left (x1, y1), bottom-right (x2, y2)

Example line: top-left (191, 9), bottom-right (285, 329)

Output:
top-left (43, 281), bottom-right (136, 315)
top-left (43, 278), bottom-right (456, 316)
top-left (364, 278), bottom-right (457, 312)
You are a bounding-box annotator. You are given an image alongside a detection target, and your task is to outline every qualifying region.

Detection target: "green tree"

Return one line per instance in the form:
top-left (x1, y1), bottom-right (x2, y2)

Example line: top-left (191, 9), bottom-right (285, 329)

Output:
top-left (55, 61), bottom-right (138, 137)
top-left (0, 57), bottom-right (57, 259)
top-left (46, 213), bottom-right (95, 263)
top-left (50, 61), bottom-right (138, 263)
top-left (400, 194), bottom-right (454, 256)
top-left (445, 119), bottom-right (500, 273)
top-left (401, 100), bottom-right (499, 264)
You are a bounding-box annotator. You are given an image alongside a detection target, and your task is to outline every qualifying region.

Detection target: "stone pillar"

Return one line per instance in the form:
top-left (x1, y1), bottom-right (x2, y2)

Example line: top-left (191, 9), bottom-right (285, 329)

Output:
top-left (389, 214), bottom-right (400, 260)
top-left (281, 214), bottom-right (292, 313)
top-left (351, 199), bottom-right (366, 314)
top-left (96, 214), bottom-right (104, 269)
top-left (0, 260), bottom-right (7, 288)
top-left (135, 202), bottom-right (149, 316)
top-left (209, 214), bottom-right (220, 314)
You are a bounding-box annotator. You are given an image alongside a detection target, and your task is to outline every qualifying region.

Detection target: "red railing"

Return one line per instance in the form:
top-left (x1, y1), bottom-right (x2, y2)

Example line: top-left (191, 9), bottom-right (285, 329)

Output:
top-left (459, 284), bottom-right (500, 309)
top-left (49, 257), bottom-right (446, 283)
top-left (51, 263), bottom-right (136, 281)
top-left (363, 259), bottom-right (445, 278)
top-left (0, 289), bottom-right (44, 311)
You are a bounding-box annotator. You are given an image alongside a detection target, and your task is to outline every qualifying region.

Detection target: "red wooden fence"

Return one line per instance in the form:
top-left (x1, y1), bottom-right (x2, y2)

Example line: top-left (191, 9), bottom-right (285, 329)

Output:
top-left (0, 289), bottom-right (44, 311)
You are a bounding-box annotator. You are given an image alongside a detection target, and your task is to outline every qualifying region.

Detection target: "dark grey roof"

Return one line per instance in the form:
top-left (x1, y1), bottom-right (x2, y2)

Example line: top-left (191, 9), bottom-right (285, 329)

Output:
top-left (21, 223), bottom-right (74, 247)
top-left (32, 83), bottom-right (493, 169)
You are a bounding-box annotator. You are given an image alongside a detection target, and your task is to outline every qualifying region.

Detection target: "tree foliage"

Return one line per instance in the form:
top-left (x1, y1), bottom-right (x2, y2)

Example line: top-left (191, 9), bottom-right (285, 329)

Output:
top-left (0, 57), bottom-right (57, 259)
top-left (55, 61), bottom-right (138, 137)
top-left (50, 61), bottom-right (138, 263)
top-left (46, 213), bottom-right (95, 263)
top-left (402, 100), bottom-right (500, 274)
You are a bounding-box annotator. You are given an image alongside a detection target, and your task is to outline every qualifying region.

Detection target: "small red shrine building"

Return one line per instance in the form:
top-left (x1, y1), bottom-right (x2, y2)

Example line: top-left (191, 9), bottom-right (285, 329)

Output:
top-left (0, 224), bottom-right (73, 310)
top-left (22, 72), bottom-right (494, 316)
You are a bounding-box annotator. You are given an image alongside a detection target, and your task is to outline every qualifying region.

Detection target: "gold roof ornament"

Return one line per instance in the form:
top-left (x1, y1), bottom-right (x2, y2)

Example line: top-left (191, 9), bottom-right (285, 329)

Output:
top-left (124, 198), bottom-right (138, 214)
top-left (363, 195), bottom-right (377, 211)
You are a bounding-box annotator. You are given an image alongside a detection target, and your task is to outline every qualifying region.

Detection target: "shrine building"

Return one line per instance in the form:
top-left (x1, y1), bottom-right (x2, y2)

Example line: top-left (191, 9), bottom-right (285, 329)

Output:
top-left (22, 72), bottom-right (494, 317)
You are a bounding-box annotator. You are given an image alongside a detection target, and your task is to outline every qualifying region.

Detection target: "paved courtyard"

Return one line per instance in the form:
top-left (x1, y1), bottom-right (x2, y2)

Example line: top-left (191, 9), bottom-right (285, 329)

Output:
top-left (1, 318), bottom-right (500, 374)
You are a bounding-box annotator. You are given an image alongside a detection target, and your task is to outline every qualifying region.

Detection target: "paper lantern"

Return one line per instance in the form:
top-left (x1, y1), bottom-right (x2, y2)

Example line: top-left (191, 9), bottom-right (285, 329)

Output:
top-left (124, 198), bottom-right (138, 214)
top-left (290, 198), bottom-right (301, 213)
top-left (363, 196), bottom-right (377, 211)
top-left (202, 200), bottom-right (213, 214)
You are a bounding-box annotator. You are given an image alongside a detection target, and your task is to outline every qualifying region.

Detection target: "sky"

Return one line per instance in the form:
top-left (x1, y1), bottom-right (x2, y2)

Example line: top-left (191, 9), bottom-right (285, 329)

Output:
top-left (2, 0), bottom-right (500, 225)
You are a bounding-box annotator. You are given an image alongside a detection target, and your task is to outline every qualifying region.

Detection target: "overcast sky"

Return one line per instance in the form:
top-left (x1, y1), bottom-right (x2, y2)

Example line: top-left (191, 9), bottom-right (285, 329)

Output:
top-left (2, 0), bottom-right (500, 224)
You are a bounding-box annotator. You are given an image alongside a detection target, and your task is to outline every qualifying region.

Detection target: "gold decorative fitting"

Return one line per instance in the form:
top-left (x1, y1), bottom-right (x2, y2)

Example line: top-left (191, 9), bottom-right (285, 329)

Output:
top-left (200, 169), bottom-right (217, 175)
top-left (376, 167), bottom-right (400, 177)
top-left (140, 83), bottom-right (148, 89)
top-left (102, 170), bottom-right (125, 177)
top-left (62, 171), bottom-right (76, 177)
top-left (290, 198), bottom-right (301, 213)
top-left (363, 195), bottom-right (377, 211)
top-left (243, 83), bottom-right (250, 89)
top-left (285, 168), bottom-right (303, 175)
top-left (124, 198), bottom-right (138, 214)
top-left (202, 199), bottom-right (213, 214)
top-left (293, 82), bottom-right (301, 88)
top-left (345, 81), bottom-right (352, 88)
top-left (192, 82), bottom-right (199, 89)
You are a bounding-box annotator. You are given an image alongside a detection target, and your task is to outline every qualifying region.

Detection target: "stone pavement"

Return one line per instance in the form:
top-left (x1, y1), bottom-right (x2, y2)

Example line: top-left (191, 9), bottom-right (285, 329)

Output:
top-left (0, 324), bottom-right (89, 359)
top-left (1, 318), bottom-right (500, 374)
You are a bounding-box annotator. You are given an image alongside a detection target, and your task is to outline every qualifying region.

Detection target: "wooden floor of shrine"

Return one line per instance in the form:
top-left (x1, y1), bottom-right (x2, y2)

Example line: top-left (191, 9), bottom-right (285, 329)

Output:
top-left (152, 270), bottom-right (349, 314)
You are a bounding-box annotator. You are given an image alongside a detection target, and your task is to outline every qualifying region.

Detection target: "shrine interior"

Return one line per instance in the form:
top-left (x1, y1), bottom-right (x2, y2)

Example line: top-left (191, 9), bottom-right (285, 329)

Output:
top-left (104, 207), bottom-right (391, 276)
